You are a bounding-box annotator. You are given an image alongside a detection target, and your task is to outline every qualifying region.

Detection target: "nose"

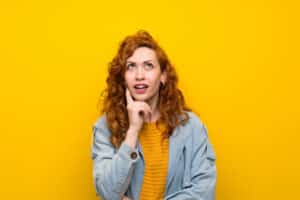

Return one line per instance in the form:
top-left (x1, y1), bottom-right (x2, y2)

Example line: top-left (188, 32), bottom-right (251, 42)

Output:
top-left (135, 66), bottom-right (145, 80)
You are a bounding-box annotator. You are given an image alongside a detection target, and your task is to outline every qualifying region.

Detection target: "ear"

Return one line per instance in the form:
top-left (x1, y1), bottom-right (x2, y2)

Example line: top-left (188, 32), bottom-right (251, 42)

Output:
top-left (160, 70), bottom-right (167, 84)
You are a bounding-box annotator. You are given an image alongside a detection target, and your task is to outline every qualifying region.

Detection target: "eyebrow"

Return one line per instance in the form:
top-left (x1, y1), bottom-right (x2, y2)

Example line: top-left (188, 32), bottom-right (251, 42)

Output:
top-left (126, 59), bottom-right (153, 63)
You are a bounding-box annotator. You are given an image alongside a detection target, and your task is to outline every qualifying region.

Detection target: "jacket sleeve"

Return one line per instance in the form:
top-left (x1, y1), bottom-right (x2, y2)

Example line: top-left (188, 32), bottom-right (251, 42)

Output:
top-left (164, 122), bottom-right (217, 200)
top-left (91, 117), bottom-right (139, 200)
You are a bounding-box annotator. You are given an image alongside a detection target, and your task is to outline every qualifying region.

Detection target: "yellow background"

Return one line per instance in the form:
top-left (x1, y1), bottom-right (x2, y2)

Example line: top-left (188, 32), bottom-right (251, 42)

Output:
top-left (1, 0), bottom-right (299, 199)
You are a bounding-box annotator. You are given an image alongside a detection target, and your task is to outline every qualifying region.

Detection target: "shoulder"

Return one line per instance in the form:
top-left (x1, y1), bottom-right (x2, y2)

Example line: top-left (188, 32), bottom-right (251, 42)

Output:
top-left (178, 111), bottom-right (209, 140)
top-left (93, 113), bottom-right (107, 128)
top-left (181, 111), bottom-right (206, 132)
top-left (92, 113), bottom-right (111, 137)
top-left (186, 111), bottom-right (204, 127)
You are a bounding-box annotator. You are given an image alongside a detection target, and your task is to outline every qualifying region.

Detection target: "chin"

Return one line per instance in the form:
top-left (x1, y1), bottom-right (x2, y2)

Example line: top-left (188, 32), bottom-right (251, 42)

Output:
top-left (133, 95), bottom-right (149, 101)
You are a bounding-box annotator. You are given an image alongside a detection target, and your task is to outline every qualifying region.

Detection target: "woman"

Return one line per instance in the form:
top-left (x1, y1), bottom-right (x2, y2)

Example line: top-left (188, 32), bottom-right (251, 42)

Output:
top-left (91, 30), bottom-right (217, 200)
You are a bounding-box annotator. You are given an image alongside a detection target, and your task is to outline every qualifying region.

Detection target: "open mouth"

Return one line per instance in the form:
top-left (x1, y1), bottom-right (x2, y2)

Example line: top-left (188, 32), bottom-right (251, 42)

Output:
top-left (134, 84), bottom-right (148, 94)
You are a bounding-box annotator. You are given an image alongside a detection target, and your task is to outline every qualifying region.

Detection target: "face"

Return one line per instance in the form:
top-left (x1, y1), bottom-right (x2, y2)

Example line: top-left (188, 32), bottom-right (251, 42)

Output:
top-left (124, 47), bottom-right (166, 103)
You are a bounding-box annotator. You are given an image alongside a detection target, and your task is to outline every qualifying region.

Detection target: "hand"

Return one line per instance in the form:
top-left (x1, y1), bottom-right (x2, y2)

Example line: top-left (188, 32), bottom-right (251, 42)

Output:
top-left (122, 196), bottom-right (132, 200)
top-left (126, 88), bottom-right (152, 133)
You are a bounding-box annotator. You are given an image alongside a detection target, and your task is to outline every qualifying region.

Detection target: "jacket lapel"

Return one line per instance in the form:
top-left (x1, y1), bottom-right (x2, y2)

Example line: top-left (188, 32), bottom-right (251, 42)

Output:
top-left (165, 126), bottom-right (187, 193)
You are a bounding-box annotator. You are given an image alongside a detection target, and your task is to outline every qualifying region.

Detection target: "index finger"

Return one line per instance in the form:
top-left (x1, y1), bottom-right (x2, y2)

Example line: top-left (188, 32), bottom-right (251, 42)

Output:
top-left (125, 88), bottom-right (134, 104)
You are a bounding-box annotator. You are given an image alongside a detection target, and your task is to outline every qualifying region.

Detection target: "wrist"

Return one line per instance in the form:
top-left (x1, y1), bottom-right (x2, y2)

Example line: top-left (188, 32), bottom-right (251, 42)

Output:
top-left (127, 127), bottom-right (140, 135)
top-left (124, 129), bottom-right (139, 148)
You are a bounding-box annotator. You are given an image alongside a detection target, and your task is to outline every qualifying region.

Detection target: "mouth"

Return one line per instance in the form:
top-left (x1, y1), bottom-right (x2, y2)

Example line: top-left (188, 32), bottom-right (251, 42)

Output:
top-left (134, 84), bottom-right (149, 94)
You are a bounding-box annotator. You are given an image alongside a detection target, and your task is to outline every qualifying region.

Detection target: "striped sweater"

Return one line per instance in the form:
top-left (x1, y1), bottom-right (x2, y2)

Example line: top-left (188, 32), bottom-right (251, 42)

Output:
top-left (138, 121), bottom-right (169, 200)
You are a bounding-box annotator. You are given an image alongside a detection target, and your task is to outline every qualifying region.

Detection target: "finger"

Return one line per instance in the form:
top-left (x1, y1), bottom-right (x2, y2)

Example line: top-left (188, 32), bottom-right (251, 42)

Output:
top-left (138, 110), bottom-right (144, 117)
top-left (122, 196), bottom-right (131, 200)
top-left (144, 104), bottom-right (152, 122)
top-left (144, 109), bottom-right (152, 122)
top-left (137, 109), bottom-right (148, 122)
top-left (139, 101), bottom-right (151, 112)
top-left (137, 108), bottom-right (147, 121)
top-left (138, 103), bottom-right (152, 122)
top-left (144, 111), bottom-right (151, 122)
top-left (125, 88), bottom-right (134, 104)
top-left (143, 106), bottom-right (152, 122)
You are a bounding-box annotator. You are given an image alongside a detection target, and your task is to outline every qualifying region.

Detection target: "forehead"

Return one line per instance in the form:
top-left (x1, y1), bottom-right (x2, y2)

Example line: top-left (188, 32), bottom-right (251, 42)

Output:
top-left (126, 47), bottom-right (157, 62)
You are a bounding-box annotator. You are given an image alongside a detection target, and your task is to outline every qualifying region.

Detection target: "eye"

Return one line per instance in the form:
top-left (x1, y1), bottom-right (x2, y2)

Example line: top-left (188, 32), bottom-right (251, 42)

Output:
top-left (126, 63), bottom-right (135, 69)
top-left (145, 62), bottom-right (154, 69)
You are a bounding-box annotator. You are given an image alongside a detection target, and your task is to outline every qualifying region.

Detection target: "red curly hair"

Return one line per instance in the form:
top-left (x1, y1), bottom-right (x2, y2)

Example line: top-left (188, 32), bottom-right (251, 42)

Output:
top-left (98, 30), bottom-right (192, 148)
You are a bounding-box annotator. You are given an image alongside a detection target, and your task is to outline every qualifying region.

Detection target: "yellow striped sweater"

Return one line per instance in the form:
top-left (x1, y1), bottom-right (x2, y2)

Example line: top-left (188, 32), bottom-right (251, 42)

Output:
top-left (138, 121), bottom-right (169, 200)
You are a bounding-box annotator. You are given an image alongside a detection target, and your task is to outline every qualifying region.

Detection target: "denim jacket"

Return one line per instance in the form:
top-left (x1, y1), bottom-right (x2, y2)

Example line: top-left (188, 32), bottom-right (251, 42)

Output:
top-left (91, 111), bottom-right (217, 200)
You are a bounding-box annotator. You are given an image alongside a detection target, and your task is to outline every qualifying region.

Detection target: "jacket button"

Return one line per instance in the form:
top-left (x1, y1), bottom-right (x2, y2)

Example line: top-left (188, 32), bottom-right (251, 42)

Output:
top-left (130, 152), bottom-right (138, 159)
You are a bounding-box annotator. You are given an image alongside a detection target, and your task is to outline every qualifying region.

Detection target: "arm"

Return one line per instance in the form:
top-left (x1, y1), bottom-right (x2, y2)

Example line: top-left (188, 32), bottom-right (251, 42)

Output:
top-left (91, 118), bottom-right (139, 200)
top-left (164, 124), bottom-right (217, 200)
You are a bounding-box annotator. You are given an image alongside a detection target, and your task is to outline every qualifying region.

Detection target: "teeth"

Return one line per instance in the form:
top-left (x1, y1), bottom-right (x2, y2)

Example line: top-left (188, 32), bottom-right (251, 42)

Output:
top-left (135, 85), bottom-right (147, 89)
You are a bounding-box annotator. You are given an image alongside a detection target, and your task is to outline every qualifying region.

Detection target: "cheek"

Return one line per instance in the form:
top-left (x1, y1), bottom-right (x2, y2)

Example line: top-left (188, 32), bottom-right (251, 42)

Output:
top-left (124, 73), bottom-right (133, 85)
top-left (148, 75), bottom-right (162, 90)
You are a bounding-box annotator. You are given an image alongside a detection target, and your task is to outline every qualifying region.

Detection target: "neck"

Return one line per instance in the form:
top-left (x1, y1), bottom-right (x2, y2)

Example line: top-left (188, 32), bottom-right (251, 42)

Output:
top-left (146, 92), bottom-right (160, 122)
